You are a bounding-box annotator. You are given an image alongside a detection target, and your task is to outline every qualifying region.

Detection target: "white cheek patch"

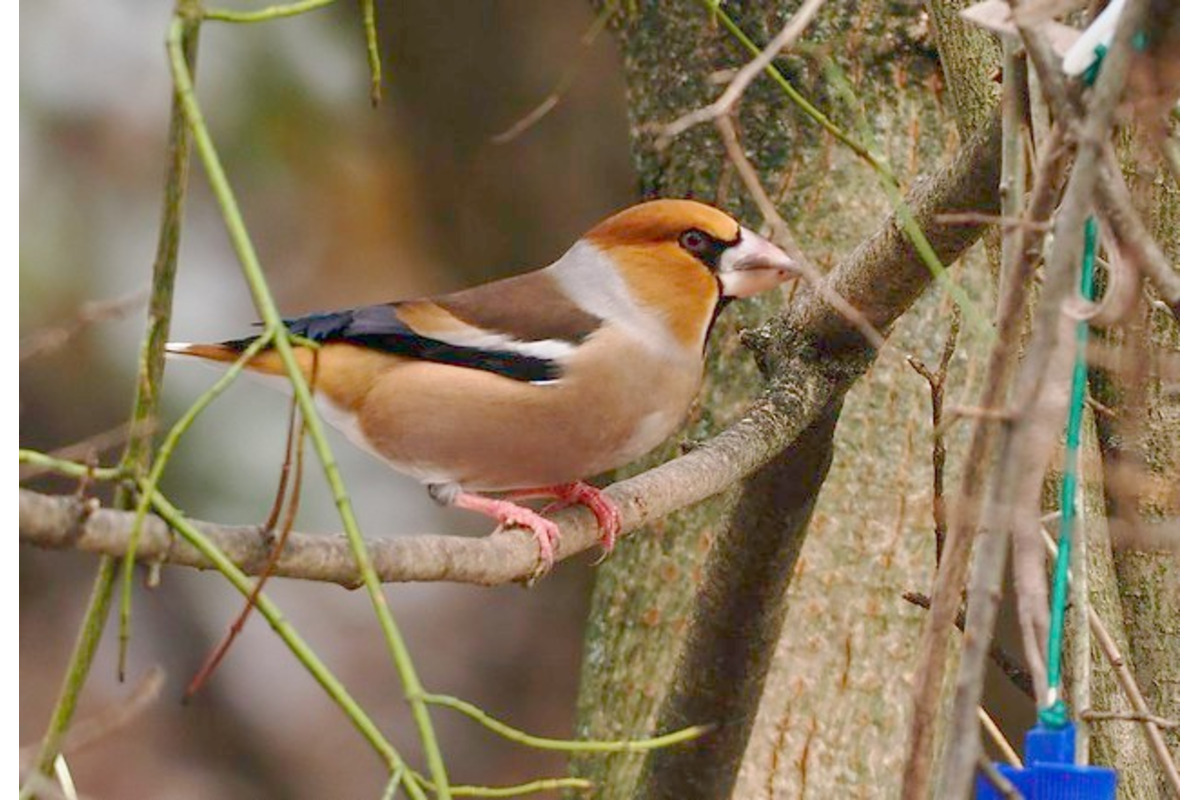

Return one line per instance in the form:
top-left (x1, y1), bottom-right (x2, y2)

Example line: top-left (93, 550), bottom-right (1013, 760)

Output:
top-left (548, 240), bottom-right (686, 361)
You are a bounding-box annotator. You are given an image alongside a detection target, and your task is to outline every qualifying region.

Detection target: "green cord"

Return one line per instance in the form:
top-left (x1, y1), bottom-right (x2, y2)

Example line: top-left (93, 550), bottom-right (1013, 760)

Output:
top-left (1039, 216), bottom-right (1099, 729)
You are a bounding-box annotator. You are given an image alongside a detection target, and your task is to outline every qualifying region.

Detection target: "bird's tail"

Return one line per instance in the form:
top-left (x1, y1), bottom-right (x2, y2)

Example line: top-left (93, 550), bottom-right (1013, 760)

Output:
top-left (165, 341), bottom-right (293, 377)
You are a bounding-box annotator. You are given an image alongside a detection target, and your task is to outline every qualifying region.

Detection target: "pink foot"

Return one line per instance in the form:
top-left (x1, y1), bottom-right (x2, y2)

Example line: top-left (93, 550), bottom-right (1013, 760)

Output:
top-left (452, 492), bottom-right (561, 572)
top-left (508, 482), bottom-right (623, 555)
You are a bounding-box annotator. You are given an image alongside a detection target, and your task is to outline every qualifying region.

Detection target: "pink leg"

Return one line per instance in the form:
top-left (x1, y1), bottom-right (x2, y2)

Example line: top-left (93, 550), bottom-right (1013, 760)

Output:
top-left (508, 481), bottom-right (622, 555)
top-left (452, 492), bottom-right (561, 571)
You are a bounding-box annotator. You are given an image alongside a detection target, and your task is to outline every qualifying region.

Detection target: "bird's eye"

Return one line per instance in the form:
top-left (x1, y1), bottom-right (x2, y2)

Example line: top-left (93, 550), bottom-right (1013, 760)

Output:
top-left (679, 229), bottom-right (711, 255)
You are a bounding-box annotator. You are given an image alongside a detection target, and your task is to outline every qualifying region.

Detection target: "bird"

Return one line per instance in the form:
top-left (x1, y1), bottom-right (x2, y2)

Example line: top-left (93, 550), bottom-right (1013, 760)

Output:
top-left (168, 199), bottom-right (801, 572)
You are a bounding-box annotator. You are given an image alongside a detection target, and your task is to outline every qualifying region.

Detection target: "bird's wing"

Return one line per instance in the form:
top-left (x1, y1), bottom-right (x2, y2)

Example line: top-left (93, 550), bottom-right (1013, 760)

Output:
top-left (247, 270), bottom-right (605, 384)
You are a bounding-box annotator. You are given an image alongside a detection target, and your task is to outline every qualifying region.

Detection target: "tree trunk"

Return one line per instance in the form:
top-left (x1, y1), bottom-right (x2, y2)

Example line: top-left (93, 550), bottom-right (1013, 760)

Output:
top-left (572, 2), bottom-right (1002, 796)
top-left (1084, 122), bottom-right (1180, 796)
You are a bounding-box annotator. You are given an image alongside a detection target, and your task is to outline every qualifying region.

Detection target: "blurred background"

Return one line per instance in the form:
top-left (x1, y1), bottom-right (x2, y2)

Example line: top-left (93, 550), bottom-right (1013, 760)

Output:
top-left (21, 1), bottom-right (641, 796)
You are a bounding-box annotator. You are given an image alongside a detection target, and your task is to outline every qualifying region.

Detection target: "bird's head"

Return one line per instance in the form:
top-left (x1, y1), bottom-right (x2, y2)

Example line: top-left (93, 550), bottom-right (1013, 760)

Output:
top-left (584, 199), bottom-right (801, 301)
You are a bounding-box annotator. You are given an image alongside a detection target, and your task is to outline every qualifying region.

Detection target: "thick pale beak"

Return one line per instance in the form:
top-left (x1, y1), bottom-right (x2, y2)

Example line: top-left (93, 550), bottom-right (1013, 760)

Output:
top-left (717, 228), bottom-right (802, 298)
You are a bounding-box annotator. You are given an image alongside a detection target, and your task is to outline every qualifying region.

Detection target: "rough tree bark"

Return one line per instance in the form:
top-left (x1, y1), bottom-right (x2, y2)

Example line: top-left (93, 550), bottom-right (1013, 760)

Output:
top-left (1082, 123), bottom-right (1180, 798)
top-left (572, 2), bottom-right (1003, 797)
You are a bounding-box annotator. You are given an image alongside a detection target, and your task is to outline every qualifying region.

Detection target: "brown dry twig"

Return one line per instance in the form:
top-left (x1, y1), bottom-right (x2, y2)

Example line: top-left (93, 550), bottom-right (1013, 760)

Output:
top-left (934, 212), bottom-right (1050, 232)
top-left (652, 0), bottom-right (828, 148)
top-left (903, 119), bottom-right (1070, 800)
top-left (1079, 710), bottom-right (1179, 729)
top-left (902, 592), bottom-right (1034, 700)
top-left (906, 305), bottom-right (961, 564)
top-left (19, 667), bottom-right (165, 770)
top-left (491, 4), bottom-right (615, 144)
top-left (714, 116), bottom-right (888, 351)
top-left (20, 289), bottom-right (149, 361)
top-left (185, 355), bottom-right (318, 699)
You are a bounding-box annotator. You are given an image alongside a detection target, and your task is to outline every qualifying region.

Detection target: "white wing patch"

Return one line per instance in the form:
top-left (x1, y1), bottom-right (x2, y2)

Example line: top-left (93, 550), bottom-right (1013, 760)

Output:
top-left (434, 328), bottom-right (577, 366)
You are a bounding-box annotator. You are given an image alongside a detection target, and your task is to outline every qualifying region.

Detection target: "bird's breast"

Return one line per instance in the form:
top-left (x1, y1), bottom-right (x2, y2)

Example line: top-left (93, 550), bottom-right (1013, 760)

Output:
top-left (337, 326), bottom-right (703, 491)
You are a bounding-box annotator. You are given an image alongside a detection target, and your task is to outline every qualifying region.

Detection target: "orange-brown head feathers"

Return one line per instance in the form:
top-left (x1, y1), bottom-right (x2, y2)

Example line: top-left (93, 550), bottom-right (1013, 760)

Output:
top-left (585, 199), bottom-right (741, 249)
top-left (573, 199), bottom-right (800, 352)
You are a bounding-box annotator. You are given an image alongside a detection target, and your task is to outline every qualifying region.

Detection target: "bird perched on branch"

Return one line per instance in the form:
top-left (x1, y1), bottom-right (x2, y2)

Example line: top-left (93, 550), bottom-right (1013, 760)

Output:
top-left (169, 199), bottom-right (800, 572)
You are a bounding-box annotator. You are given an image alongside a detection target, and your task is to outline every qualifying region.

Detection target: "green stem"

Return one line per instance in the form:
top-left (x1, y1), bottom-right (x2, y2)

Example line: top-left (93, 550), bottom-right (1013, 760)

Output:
top-left (24, 13), bottom-right (201, 792)
top-left (20, 562), bottom-right (116, 800)
top-left (360, 0), bottom-right (383, 105)
top-left (118, 331), bottom-right (273, 679)
top-left (18, 451), bottom-right (122, 481)
top-left (144, 489), bottom-right (427, 800)
top-left (205, 0), bottom-right (338, 23)
top-left (166, 17), bottom-right (450, 799)
top-left (424, 694), bottom-right (712, 753)
top-left (415, 775), bottom-right (592, 798)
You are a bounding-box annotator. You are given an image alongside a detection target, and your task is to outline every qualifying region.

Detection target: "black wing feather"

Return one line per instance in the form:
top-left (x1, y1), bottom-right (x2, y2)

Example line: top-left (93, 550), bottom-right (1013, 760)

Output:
top-left (226, 304), bottom-right (561, 383)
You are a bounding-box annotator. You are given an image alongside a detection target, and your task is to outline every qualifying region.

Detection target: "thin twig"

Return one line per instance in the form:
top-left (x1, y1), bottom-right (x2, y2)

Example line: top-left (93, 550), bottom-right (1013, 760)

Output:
top-left (902, 592), bottom-right (1034, 700)
top-left (654, 0), bottom-right (828, 147)
top-left (204, 0), bottom-right (337, 23)
top-left (183, 353), bottom-right (313, 699)
top-left (714, 116), bottom-right (887, 351)
top-left (424, 694), bottom-right (711, 753)
top-left (19, 421), bottom-right (154, 482)
top-left (906, 305), bottom-right (960, 564)
top-left (933, 212), bottom-right (1049, 231)
top-left (20, 668), bottom-right (165, 773)
top-left (359, 0), bottom-right (382, 106)
top-left (977, 757), bottom-right (1025, 799)
top-left (20, 290), bottom-right (148, 361)
top-left (1095, 144), bottom-right (1179, 319)
top-left (413, 775), bottom-right (592, 799)
top-left (902, 121), bottom-right (1070, 800)
top-left (939, 1), bottom-right (1152, 792)
top-left (491, 4), bottom-right (615, 144)
top-left (977, 707), bottom-right (1022, 768)
top-left (1079, 710), bottom-right (1179, 729)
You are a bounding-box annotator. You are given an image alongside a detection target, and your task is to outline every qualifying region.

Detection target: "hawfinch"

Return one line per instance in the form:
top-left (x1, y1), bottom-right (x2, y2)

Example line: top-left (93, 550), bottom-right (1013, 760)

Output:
top-left (169, 199), bottom-right (800, 569)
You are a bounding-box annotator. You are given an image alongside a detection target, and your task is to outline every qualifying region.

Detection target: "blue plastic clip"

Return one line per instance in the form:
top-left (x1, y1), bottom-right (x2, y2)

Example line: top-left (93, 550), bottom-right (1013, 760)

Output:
top-left (976, 722), bottom-right (1118, 799)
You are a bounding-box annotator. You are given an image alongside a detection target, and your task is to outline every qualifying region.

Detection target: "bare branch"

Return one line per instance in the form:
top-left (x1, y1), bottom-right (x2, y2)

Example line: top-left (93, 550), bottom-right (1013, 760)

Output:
top-left (902, 592), bottom-right (1034, 700)
top-left (938, 0), bottom-right (1146, 786)
top-left (20, 290), bottom-right (148, 361)
top-left (714, 116), bottom-right (888, 351)
top-left (903, 120), bottom-right (1069, 800)
top-left (1080, 710), bottom-right (1179, 730)
top-left (653, 0), bottom-right (828, 147)
top-left (1095, 144), bottom-right (1180, 319)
